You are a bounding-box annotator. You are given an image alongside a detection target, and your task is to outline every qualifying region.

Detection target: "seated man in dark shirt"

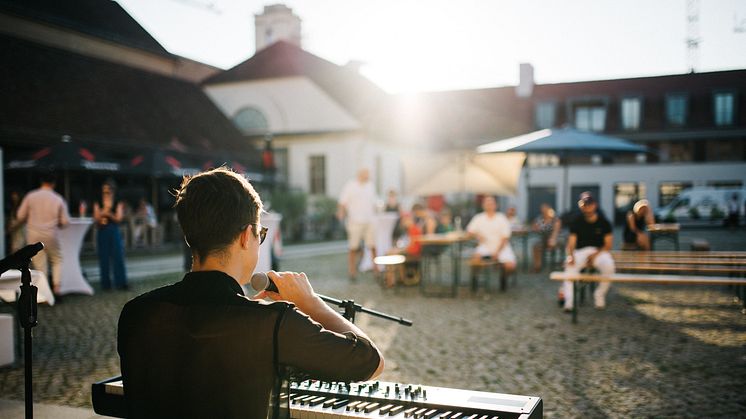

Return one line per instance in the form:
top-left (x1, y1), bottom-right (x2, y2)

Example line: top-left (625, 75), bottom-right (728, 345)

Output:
top-left (118, 167), bottom-right (384, 419)
top-left (562, 191), bottom-right (615, 311)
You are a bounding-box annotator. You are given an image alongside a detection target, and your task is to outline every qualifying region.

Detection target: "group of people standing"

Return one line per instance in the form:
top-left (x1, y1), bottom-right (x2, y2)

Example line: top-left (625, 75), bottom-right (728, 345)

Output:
top-left (5, 172), bottom-right (130, 297)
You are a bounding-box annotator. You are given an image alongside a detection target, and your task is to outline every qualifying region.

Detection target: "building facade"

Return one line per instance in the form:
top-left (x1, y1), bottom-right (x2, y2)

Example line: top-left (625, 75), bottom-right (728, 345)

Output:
top-left (519, 67), bottom-right (746, 223)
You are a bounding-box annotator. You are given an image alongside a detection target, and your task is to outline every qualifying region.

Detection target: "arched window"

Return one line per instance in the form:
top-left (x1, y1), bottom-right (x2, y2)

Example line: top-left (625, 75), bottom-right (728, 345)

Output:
top-left (233, 107), bottom-right (269, 135)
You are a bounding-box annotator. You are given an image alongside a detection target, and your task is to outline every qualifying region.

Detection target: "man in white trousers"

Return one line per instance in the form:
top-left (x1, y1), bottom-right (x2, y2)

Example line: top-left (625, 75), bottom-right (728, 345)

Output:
top-left (563, 191), bottom-right (614, 311)
top-left (16, 171), bottom-right (70, 297)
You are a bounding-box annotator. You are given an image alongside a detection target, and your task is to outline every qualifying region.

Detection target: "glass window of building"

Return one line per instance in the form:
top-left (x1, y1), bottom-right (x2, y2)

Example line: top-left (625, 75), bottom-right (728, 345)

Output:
top-left (309, 155), bottom-right (326, 195)
top-left (707, 180), bottom-right (743, 189)
top-left (620, 97), bottom-right (642, 130)
top-left (535, 102), bottom-right (556, 129)
top-left (665, 94), bottom-right (687, 126)
top-left (233, 107), bottom-right (269, 135)
top-left (659, 182), bottom-right (692, 206)
top-left (614, 182), bottom-right (647, 225)
top-left (575, 106), bottom-right (606, 132)
top-left (273, 147), bottom-right (289, 184)
top-left (714, 92), bottom-right (735, 126)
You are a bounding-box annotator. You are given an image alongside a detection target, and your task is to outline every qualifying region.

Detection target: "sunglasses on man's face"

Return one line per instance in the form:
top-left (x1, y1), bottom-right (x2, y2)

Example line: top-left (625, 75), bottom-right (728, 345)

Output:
top-left (258, 226), bottom-right (268, 245)
top-left (241, 223), bottom-right (268, 245)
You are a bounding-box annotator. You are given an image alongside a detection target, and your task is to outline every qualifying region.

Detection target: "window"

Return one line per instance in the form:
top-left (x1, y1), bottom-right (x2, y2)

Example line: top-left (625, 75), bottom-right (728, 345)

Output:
top-left (707, 180), bottom-right (742, 189)
top-left (614, 182), bottom-right (647, 225)
top-left (233, 107), bottom-right (268, 135)
top-left (535, 102), bottom-right (556, 129)
top-left (659, 182), bottom-right (692, 206)
top-left (620, 97), bottom-right (641, 130)
top-left (714, 92), bottom-right (735, 126)
top-left (273, 148), bottom-right (289, 184)
top-left (666, 94), bottom-right (687, 126)
top-left (309, 155), bottom-right (326, 195)
top-left (575, 106), bottom-right (606, 132)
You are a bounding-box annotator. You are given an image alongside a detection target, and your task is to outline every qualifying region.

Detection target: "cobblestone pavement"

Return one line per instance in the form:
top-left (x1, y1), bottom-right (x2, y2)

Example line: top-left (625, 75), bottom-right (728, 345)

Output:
top-left (0, 228), bottom-right (745, 418)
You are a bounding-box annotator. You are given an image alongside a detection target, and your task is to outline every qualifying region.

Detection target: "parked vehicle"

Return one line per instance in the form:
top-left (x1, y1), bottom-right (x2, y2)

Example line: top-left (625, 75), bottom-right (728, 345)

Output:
top-left (655, 187), bottom-right (745, 225)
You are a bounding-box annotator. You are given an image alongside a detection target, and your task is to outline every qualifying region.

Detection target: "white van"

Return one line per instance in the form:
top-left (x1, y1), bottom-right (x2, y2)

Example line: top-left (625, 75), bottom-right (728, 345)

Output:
top-left (655, 187), bottom-right (745, 225)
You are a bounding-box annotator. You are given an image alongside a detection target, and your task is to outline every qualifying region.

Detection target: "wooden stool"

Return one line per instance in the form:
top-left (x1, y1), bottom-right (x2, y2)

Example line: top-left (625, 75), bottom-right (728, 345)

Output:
top-left (374, 255), bottom-right (407, 288)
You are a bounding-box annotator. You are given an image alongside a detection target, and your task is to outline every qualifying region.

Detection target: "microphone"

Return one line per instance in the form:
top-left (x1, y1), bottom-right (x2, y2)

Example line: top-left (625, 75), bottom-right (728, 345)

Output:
top-left (0, 242), bottom-right (44, 274)
top-left (250, 271), bottom-right (277, 293)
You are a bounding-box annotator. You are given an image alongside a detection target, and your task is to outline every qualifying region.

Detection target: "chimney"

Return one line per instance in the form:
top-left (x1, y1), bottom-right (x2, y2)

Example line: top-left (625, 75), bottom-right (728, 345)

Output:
top-left (516, 63), bottom-right (534, 98)
top-left (254, 4), bottom-right (302, 51)
top-left (344, 60), bottom-right (365, 73)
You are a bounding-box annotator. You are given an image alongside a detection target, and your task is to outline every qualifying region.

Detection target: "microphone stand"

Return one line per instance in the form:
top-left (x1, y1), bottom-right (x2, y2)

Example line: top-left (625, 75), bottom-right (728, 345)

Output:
top-left (318, 294), bottom-right (412, 326)
top-left (0, 242), bottom-right (44, 419)
top-left (18, 261), bottom-right (37, 419)
top-left (279, 291), bottom-right (411, 418)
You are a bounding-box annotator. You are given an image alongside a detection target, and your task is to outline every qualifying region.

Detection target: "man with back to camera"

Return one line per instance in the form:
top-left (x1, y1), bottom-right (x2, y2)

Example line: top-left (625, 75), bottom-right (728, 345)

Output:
top-left (337, 168), bottom-right (379, 279)
top-left (117, 168), bottom-right (384, 419)
top-left (562, 191), bottom-right (615, 311)
top-left (15, 170), bottom-right (70, 297)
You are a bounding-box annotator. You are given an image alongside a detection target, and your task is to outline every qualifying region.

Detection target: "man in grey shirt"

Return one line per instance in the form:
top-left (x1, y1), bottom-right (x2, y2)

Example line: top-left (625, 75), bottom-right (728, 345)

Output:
top-left (16, 171), bottom-right (70, 296)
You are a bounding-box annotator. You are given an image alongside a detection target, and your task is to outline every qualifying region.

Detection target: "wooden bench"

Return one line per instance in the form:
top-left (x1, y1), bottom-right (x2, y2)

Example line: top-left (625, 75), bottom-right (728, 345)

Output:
top-left (612, 257), bottom-right (746, 266)
top-left (612, 250), bottom-right (746, 259)
top-left (469, 259), bottom-right (515, 292)
top-left (616, 263), bottom-right (746, 275)
top-left (550, 271), bottom-right (746, 323)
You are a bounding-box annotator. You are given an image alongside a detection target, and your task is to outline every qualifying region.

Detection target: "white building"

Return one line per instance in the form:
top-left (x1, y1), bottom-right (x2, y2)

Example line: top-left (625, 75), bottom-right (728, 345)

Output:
top-left (203, 40), bottom-right (403, 201)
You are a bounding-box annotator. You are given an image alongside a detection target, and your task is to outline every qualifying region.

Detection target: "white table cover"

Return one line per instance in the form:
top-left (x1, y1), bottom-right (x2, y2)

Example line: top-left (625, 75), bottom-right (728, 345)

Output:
top-left (58, 218), bottom-right (94, 295)
top-left (360, 212), bottom-right (399, 272)
top-left (257, 212), bottom-right (282, 274)
top-left (0, 269), bottom-right (55, 306)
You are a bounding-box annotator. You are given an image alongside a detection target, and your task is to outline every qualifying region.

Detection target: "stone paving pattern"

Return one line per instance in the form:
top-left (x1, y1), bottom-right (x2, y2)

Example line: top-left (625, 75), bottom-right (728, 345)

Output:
top-left (0, 228), bottom-right (745, 418)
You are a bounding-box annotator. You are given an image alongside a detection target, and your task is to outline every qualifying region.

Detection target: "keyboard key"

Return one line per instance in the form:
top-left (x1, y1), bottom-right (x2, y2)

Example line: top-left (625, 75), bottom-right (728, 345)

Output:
top-left (404, 407), bottom-right (419, 417)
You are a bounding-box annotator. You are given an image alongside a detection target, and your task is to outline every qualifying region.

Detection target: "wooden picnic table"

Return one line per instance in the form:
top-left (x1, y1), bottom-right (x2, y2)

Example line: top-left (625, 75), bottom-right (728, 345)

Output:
top-left (616, 263), bottom-right (746, 275)
top-left (416, 232), bottom-right (473, 297)
top-left (613, 257), bottom-right (746, 266)
top-left (612, 251), bottom-right (746, 258)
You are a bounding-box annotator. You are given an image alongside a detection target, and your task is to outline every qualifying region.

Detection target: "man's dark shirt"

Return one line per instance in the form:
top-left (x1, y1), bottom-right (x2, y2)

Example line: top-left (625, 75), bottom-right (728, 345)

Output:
top-left (569, 213), bottom-right (612, 249)
top-left (118, 271), bottom-right (380, 419)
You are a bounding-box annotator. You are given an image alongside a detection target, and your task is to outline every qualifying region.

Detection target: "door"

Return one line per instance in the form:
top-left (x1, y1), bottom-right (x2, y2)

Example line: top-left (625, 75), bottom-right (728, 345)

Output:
top-left (528, 186), bottom-right (557, 223)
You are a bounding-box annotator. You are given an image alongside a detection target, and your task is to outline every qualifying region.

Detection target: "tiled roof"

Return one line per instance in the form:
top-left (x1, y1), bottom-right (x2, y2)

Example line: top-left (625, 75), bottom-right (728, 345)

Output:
top-left (0, 34), bottom-right (256, 161)
top-left (0, 0), bottom-right (171, 57)
top-left (203, 41), bottom-right (387, 121)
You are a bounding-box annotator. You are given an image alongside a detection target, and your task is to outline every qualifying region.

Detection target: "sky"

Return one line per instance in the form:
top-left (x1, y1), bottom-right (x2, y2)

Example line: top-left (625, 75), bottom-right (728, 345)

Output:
top-left (117, 0), bottom-right (746, 94)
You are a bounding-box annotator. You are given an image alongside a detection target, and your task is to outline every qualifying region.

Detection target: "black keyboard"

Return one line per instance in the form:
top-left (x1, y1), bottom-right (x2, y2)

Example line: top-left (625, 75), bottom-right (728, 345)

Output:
top-left (92, 376), bottom-right (542, 418)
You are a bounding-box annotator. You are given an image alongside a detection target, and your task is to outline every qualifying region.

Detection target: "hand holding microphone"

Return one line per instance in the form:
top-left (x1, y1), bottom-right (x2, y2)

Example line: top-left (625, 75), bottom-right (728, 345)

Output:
top-left (251, 270), bottom-right (321, 313)
top-left (250, 271), bottom-right (277, 293)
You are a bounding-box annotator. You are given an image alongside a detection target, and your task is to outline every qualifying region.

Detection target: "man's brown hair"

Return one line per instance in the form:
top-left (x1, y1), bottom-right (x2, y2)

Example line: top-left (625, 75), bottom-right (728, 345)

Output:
top-left (174, 167), bottom-right (263, 263)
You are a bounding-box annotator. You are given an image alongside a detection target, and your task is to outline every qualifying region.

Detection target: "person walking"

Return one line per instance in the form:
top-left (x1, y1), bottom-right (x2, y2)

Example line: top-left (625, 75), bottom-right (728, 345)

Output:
top-left (15, 171), bottom-right (70, 296)
top-left (337, 168), bottom-right (379, 279)
top-left (93, 180), bottom-right (128, 290)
